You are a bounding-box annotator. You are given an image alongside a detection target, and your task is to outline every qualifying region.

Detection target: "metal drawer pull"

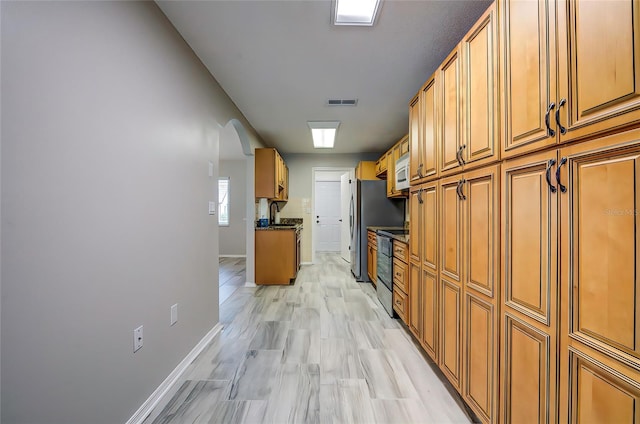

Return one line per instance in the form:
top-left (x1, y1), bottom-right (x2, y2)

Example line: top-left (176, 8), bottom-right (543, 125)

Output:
top-left (556, 98), bottom-right (567, 135)
top-left (556, 157), bottom-right (567, 193)
top-left (545, 102), bottom-right (556, 137)
top-left (546, 158), bottom-right (557, 193)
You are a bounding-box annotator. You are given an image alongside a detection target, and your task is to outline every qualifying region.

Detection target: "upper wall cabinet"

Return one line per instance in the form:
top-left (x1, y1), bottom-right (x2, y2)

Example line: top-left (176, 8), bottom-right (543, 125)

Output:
top-left (461, 4), bottom-right (499, 170)
top-left (410, 75), bottom-right (439, 185)
top-left (500, 0), bottom-right (640, 159)
top-left (439, 48), bottom-right (463, 177)
top-left (255, 148), bottom-right (288, 200)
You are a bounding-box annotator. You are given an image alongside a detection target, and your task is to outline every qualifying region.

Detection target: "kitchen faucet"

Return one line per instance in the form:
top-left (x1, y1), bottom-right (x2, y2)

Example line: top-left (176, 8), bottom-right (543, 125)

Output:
top-left (270, 201), bottom-right (279, 225)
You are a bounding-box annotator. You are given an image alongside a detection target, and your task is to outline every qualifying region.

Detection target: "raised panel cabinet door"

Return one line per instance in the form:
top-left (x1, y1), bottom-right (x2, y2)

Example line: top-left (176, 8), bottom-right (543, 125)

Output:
top-left (463, 164), bottom-right (500, 299)
top-left (499, 0), bottom-right (557, 158)
top-left (502, 150), bottom-right (558, 326)
top-left (463, 293), bottom-right (497, 424)
top-left (367, 243), bottom-right (374, 281)
top-left (422, 180), bottom-right (438, 273)
top-left (440, 48), bottom-right (463, 176)
top-left (501, 313), bottom-right (553, 424)
top-left (461, 4), bottom-right (499, 169)
top-left (501, 150), bottom-right (559, 424)
top-left (566, 349), bottom-right (640, 424)
top-left (421, 76), bottom-right (439, 181)
top-left (409, 260), bottom-right (422, 340)
top-left (409, 187), bottom-right (421, 263)
top-left (440, 176), bottom-right (463, 284)
top-left (558, 132), bottom-right (640, 422)
top-left (557, 0), bottom-right (640, 144)
top-left (409, 94), bottom-right (422, 183)
top-left (422, 267), bottom-right (439, 362)
top-left (372, 246), bottom-right (377, 284)
top-left (440, 278), bottom-right (462, 390)
top-left (386, 151), bottom-right (394, 197)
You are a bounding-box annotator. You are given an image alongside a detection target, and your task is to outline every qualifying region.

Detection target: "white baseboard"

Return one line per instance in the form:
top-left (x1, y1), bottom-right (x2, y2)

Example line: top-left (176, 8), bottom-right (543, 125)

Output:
top-left (301, 262), bottom-right (313, 265)
top-left (125, 323), bottom-right (223, 424)
top-left (244, 281), bottom-right (257, 287)
top-left (219, 254), bottom-right (247, 258)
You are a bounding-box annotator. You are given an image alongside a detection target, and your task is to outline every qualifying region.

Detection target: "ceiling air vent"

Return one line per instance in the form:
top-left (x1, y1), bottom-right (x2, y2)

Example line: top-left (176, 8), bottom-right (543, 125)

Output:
top-left (326, 99), bottom-right (358, 106)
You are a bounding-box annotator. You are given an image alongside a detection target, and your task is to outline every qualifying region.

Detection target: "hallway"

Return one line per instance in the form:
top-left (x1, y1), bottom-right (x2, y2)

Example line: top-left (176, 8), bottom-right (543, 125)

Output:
top-left (219, 257), bottom-right (246, 305)
top-left (147, 254), bottom-right (472, 423)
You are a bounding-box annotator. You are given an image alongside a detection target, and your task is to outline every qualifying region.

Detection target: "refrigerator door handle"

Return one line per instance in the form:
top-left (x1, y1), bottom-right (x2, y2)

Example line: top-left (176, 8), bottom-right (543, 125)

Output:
top-left (349, 195), bottom-right (354, 239)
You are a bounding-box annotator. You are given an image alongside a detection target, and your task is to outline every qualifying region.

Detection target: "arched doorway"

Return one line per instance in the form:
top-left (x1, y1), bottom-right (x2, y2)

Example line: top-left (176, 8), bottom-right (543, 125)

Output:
top-left (218, 120), bottom-right (255, 305)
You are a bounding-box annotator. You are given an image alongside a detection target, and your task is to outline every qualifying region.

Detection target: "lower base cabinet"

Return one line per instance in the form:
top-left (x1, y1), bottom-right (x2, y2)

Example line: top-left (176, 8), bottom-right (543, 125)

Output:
top-left (256, 229), bottom-right (299, 285)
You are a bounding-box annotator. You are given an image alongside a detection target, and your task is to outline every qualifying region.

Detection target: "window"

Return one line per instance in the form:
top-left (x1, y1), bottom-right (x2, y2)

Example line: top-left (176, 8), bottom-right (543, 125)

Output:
top-left (218, 177), bottom-right (229, 226)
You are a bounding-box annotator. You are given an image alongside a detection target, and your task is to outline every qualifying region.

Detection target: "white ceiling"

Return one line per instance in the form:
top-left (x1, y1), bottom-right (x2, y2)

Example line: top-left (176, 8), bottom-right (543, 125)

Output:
top-left (157, 0), bottom-right (492, 156)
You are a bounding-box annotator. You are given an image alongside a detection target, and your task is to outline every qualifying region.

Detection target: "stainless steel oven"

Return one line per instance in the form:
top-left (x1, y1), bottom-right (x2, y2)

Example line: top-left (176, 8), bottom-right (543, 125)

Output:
top-left (376, 233), bottom-right (394, 316)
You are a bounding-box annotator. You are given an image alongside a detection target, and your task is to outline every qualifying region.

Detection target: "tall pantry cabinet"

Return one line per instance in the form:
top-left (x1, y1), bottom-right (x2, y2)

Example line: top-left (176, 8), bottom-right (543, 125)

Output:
top-left (407, 0), bottom-right (640, 423)
top-left (499, 0), bottom-right (640, 422)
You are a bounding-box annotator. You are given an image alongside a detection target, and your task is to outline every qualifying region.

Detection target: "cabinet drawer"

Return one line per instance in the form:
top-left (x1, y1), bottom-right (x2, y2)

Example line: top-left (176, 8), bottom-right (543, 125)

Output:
top-left (393, 286), bottom-right (408, 323)
top-left (393, 240), bottom-right (408, 263)
top-left (367, 231), bottom-right (377, 247)
top-left (393, 257), bottom-right (409, 293)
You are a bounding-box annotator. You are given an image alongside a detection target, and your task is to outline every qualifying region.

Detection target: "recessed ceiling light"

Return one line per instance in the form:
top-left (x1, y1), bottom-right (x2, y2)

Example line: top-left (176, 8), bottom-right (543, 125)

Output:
top-left (307, 121), bottom-right (340, 149)
top-left (333, 0), bottom-right (382, 26)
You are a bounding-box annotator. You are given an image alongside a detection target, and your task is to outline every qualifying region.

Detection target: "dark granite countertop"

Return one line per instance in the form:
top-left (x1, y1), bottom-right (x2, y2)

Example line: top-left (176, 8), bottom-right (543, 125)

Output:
top-left (255, 217), bottom-right (303, 231)
top-left (367, 226), bottom-right (409, 244)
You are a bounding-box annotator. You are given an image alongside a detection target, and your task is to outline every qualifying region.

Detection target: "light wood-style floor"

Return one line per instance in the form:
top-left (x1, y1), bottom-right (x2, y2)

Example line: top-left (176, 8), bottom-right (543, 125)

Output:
top-left (219, 257), bottom-right (246, 305)
top-left (146, 254), bottom-right (473, 424)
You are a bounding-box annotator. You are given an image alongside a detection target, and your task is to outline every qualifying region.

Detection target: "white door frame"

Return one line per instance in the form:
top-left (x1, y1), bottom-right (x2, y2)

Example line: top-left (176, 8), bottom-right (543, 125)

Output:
top-left (311, 167), bottom-right (355, 264)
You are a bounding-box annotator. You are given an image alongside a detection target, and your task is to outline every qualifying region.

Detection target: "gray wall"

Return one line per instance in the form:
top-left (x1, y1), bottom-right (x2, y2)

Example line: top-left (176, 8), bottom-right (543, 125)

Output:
top-left (1, 2), bottom-right (263, 423)
top-left (219, 160), bottom-right (247, 256)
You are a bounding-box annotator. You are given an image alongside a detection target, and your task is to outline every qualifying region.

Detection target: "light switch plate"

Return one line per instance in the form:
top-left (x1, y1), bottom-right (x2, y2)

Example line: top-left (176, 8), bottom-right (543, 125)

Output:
top-left (208, 161), bottom-right (214, 178)
top-left (208, 201), bottom-right (216, 215)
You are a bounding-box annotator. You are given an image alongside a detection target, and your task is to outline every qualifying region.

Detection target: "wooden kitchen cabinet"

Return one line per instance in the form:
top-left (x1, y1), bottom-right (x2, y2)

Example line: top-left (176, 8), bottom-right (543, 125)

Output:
top-left (410, 76), bottom-right (439, 185)
top-left (500, 0), bottom-right (640, 159)
top-left (367, 230), bottom-right (377, 286)
top-left (392, 239), bottom-right (409, 325)
top-left (255, 148), bottom-right (288, 200)
top-left (500, 150), bottom-right (559, 424)
top-left (460, 4), bottom-right (499, 170)
top-left (375, 152), bottom-right (387, 178)
top-left (439, 174), bottom-right (464, 390)
top-left (356, 161), bottom-right (377, 180)
top-left (460, 164), bottom-right (500, 424)
top-left (387, 136), bottom-right (409, 198)
top-left (557, 129), bottom-right (640, 423)
top-left (411, 181), bottom-right (439, 361)
top-left (439, 48), bottom-right (463, 177)
top-left (256, 228), bottom-right (299, 284)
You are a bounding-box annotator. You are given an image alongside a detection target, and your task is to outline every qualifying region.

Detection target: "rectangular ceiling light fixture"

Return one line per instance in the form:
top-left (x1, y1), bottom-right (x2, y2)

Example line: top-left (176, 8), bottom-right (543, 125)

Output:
top-left (334, 0), bottom-right (382, 26)
top-left (308, 121), bottom-right (340, 149)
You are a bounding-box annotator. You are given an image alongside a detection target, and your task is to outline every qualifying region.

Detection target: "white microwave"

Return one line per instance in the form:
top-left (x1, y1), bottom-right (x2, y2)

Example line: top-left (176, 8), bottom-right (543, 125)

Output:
top-left (395, 154), bottom-right (410, 190)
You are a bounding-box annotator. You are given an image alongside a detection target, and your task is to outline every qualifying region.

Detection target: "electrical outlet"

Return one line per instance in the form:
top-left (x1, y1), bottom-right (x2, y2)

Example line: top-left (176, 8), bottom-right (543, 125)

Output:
top-left (133, 325), bottom-right (143, 352)
top-left (171, 304), bottom-right (178, 326)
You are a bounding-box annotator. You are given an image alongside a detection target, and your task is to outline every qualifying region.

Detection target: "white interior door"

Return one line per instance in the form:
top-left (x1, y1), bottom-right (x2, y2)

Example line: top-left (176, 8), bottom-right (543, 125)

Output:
top-left (314, 180), bottom-right (341, 252)
top-left (340, 173), bottom-right (351, 262)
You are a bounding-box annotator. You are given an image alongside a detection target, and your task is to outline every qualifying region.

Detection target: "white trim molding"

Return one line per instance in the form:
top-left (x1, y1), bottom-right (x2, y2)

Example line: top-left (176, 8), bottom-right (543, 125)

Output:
top-left (218, 254), bottom-right (247, 258)
top-left (125, 323), bottom-right (223, 424)
top-left (244, 281), bottom-right (257, 287)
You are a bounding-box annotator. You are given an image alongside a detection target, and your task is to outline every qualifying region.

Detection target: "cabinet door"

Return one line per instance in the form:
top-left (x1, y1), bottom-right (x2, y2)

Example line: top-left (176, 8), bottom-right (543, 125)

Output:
top-left (409, 260), bottom-right (421, 339)
top-left (439, 175), bottom-right (463, 390)
top-left (501, 150), bottom-right (558, 424)
top-left (499, 0), bottom-right (557, 158)
top-left (422, 266), bottom-right (439, 362)
top-left (409, 188), bottom-right (421, 263)
top-left (440, 175), bottom-right (463, 284)
top-left (461, 4), bottom-right (499, 170)
top-left (409, 94), bottom-right (422, 183)
top-left (386, 152), bottom-right (394, 197)
top-left (421, 76), bottom-right (439, 181)
top-left (439, 48), bottom-right (463, 176)
top-left (558, 132), bottom-right (640, 423)
top-left (556, 0), bottom-right (640, 144)
top-left (462, 164), bottom-right (500, 424)
top-left (372, 246), bottom-right (377, 285)
top-left (421, 180), bottom-right (439, 362)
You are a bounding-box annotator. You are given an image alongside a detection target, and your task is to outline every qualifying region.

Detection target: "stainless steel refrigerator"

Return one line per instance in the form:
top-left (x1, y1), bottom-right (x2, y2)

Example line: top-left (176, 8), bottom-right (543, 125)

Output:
top-left (350, 179), bottom-right (404, 281)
